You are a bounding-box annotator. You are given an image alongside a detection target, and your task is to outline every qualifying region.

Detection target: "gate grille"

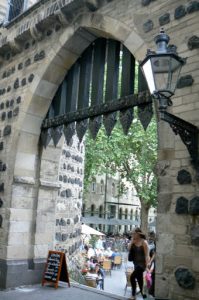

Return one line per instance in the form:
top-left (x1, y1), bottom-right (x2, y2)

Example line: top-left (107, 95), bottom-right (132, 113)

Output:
top-left (41, 38), bottom-right (153, 147)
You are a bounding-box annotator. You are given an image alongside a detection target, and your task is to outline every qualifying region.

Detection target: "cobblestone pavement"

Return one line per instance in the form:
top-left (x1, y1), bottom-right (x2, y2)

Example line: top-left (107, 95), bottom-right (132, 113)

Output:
top-left (0, 257), bottom-right (154, 300)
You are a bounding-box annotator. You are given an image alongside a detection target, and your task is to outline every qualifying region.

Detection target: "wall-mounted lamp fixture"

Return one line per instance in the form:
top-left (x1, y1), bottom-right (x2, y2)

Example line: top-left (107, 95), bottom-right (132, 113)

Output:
top-left (140, 29), bottom-right (199, 171)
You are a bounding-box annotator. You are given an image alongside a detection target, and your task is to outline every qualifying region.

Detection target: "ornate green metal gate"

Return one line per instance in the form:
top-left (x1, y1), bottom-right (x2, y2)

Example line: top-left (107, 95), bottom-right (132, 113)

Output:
top-left (41, 38), bottom-right (153, 146)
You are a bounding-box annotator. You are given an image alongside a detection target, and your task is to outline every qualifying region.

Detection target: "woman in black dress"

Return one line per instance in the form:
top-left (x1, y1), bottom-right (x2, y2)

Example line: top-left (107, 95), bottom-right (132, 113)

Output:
top-left (128, 229), bottom-right (149, 300)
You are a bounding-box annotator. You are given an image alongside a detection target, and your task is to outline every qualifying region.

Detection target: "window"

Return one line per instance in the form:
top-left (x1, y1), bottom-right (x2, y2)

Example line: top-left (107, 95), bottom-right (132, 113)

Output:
top-left (91, 204), bottom-right (95, 216)
top-left (112, 183), bottom-right (115, 196)
top-left (99, 205), bottom-right (103, 218)
top-left (125, 208), bottom-right (128, 219)
top-left (91, 181), bottom-right (96, 192)
top-left (119, 208), bottom-right (123, 219)
top-left (7, 0), bottom-right (26, 22)
top-left (100, 180), bottom-right (104, 194)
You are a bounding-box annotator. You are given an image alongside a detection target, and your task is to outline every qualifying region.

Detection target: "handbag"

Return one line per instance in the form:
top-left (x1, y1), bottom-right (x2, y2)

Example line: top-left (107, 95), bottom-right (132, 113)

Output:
top-left (128, 247), bottom-right (134, 262)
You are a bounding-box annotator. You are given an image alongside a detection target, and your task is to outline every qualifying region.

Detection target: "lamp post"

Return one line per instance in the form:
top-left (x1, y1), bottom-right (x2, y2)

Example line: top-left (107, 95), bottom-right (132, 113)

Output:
top-left (140, 28), bottom-right (199, 172)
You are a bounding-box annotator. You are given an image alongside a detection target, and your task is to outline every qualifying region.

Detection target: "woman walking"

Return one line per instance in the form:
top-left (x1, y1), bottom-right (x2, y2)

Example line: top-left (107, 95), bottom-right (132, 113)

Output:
top-left (128, 228), bottom-right (149, 299)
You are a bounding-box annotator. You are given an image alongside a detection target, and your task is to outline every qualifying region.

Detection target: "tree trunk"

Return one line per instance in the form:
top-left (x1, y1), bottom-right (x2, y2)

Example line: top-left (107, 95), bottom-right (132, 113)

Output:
top-left (140, 201), bottom-right (150, 234)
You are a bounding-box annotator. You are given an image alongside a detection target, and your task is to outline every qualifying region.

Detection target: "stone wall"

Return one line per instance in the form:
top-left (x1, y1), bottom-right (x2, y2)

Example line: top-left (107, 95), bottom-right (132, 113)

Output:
top-left (0, 0), bottom-right (198, 299)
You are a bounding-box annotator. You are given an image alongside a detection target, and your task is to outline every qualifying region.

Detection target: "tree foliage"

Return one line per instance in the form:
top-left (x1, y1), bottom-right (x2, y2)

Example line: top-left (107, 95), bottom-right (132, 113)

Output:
top-left (83, 108), bottom-right (158, 229)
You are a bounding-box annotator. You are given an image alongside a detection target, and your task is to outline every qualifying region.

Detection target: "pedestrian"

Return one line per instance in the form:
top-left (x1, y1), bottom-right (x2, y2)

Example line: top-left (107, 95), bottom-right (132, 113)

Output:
top-left (128, 228), bottom-right (149, 300)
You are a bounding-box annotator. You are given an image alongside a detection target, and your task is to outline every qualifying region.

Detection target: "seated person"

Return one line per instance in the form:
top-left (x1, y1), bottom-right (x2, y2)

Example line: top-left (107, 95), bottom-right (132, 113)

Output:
top-left (110, 249), bottom-right (121, 268)
top-left (85, 266), bottom-right (99, 286)
top-left (104, 247), bottom-right (113, 258)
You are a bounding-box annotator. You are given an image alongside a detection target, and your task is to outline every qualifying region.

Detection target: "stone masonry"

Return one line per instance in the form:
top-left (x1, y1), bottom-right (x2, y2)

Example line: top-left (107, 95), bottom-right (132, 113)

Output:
top-left (0, 1), bottom-right (198, 300)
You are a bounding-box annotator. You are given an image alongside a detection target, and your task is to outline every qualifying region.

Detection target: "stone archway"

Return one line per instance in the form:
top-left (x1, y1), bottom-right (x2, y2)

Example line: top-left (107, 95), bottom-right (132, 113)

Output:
top-left (0, 1), bottom-right (198, 299)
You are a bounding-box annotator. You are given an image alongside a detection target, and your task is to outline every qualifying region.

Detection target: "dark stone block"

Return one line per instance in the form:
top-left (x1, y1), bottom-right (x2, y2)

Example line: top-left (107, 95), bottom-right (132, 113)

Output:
top-left (13, 107), bottom-right (19, 117)
top-left (0, 215), bottom-right (2, 227)
top-left (18, 63), bottom-right (23, 70)
top-left (3, 125), bottom-right (11, 136)
top-left (62, 234), bottom-right (67, 241)
top-left (59, 175), bottom-right (63, 181)
top-left (46, 29), bottom-right (52, 36)
top-left (55, 232), bottom-right (62, 241)
top-left (21, 78), bottom-right (26, 86)
top-left (159, 13), bottom-right (170, 26)
top-left (14, 78), bottom-right (19, 89)
top-left (175, 267), bottom-right (195, 289)
top-left (60, 190), bottom-right (66, 197)
top-left (7, 86), bottom-right (11, 92)
top-left (0, 103), bottom-right (4, 110)
top-left (1, 112), bottom-right (6, 121)
top-left (189, 196), bottom-right (199, 215)
top-left (55, 24), bottom-right (61, 31)
top-left (7, 111), bottom-right (12, 119)
top-left (177, 75), bottom-right (194, 88)
top-left (187, 1), bottom-right (199, 14)
top-left (34, 50), bottom-right (45, 62)
top-left (24, 42), bottom-right (30, 49)
top-left (6, 100), bottom-right (10, 108)
top-left (2, 72), bottom-right (7, 79)
top-left (60, 218), bottom-right (66, 226)
top-left (175, 197), bottom-right (189, 214)
top-left (16, 96), bottom-right (21, 104)
top-left (188, 35), bottom-right (199, 50)
top-left (10, 99), bottom-right (14, 107)
top-left (25, 58), bottom-right (31, 67)
top-left (0, 142), bottom-right (3, 150)
top-left (141, 0), bottom-right (151, 5)
top-left (67, 219), bottom-right (71, 225)
top-left (190, 225), bottom-right (199, 245)
top-left (0, 183), bottom-right (4, 192)
top-left (177, 169), bottom-right (192, 184)
top-left (0, 198), bottom-right (3, 207)
top-left (175, 5), bottom-right (186, 19)
top-left (143, 19), bottom-right (153, 33)
top-left (28, 74), bottom-right (34, 83)
top-left (6, 53), bottom-right (11, 60)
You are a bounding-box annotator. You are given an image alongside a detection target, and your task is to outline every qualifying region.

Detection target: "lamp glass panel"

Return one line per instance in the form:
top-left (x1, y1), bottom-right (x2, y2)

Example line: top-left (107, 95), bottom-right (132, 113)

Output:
top-left (142, 59), bottom-right (155, 94)
top-left (151, 55), bottom-right (170, 92)
top-left (167, 56), bottom-right (183, 93)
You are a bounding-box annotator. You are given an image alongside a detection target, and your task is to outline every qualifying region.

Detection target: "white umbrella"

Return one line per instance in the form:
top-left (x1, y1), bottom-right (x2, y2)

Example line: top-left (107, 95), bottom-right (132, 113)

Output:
top-left (81, 224), bottom-right (105, 236)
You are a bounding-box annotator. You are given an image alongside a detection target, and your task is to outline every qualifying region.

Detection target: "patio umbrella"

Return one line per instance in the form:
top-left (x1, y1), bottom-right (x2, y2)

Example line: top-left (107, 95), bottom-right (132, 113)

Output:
top-left (81, 224), bottom-right (105, 236)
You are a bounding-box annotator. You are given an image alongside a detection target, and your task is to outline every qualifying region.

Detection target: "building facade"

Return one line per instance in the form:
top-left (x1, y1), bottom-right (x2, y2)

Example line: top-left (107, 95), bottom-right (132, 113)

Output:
top-left (0, 1), bottom-right (198, 300)
top-left (83, 174), bottom-right (141, 234)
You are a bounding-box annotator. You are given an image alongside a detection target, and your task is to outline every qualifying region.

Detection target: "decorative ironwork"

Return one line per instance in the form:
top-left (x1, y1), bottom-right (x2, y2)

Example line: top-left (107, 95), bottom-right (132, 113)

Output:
top-left (41, 38), bottom-right (152, 146)
top-left (51, 126), bottom-right (63, 147)
top-left (103, 112), bottom-right (117, 137)
top-left (89, 116), bottom-right (102, 140)
top-left (138, 102), bottom-right (153, 130)
top-left (160, 111), bottom-right (199, 170)
top-left (119, 108), bottom-right (134, 135)
top-left (42, 94), bottom-right (151, 129)
top-left (76, 119), bottom-right (88, 143)
top-left (63, 123), bottom-right (75, 146)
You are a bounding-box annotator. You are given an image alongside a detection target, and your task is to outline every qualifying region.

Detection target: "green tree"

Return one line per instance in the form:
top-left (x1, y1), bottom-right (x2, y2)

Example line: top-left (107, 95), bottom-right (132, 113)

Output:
top-left (84, 109), bottom-right (158, 233)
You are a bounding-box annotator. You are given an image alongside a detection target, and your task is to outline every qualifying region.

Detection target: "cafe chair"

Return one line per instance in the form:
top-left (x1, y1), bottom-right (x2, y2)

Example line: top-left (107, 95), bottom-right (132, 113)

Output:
top-left (85, 278), bottom-right (97, 288)
top-left (113, 255), bottom-right (122, 269)
top-left (102, 260), bottom-right (112, 276)
top-left (124, 267), bottom-right (134, 295)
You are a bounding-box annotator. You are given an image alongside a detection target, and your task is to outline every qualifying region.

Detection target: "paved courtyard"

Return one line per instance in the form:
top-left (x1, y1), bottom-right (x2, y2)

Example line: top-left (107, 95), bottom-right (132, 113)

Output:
top-left (0, 259), bottom-right (153, 300)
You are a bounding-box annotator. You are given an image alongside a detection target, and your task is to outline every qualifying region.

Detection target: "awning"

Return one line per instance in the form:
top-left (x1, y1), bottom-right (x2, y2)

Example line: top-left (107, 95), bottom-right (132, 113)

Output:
top-left (81, 224), bottom-right (105, 236)
top-left (82, 216), bottom-right (139, 226)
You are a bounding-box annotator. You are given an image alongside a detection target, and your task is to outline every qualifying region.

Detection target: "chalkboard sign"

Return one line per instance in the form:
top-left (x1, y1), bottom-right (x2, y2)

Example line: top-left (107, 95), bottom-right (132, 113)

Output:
top-left (42, 250), bottom-right (70, 288)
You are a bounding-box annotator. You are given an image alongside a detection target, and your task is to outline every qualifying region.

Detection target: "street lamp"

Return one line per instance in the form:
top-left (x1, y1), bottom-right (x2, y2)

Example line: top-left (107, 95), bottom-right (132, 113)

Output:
top-left (140, 29), bottom-right (199, 172)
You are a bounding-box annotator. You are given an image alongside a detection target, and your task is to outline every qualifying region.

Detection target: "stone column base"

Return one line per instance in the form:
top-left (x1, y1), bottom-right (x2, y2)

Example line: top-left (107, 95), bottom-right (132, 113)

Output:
top-left (0, 258), bottom-right (46, 289)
